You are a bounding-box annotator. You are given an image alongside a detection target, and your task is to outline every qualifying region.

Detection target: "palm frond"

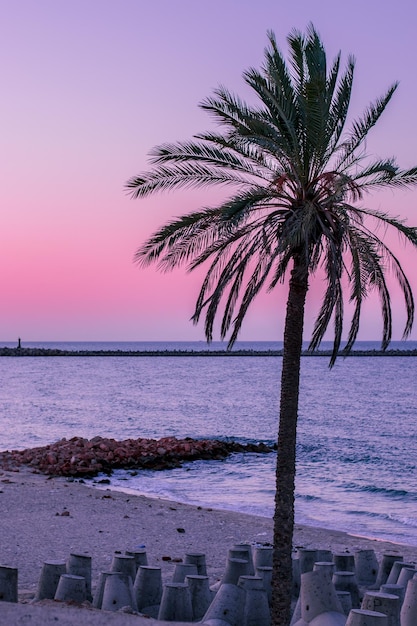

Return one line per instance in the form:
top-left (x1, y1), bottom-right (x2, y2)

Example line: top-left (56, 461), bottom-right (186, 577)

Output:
top-left (126, 162), bottom-right (254, 199)
top-left (200, 87), bottom-right (262, 137)
top-left (147, 140), bottom-right (267, 180)
top-left (353, 207), bottom-right (417, 245)
top-left (195, 131), bottom-right (283, 175)
top-left (330, 280), bottom-right (344, 366)
top-left (336, 83), bottom-right (398, 171)
top-left (324, 56), bottom-right (355, 161)
top-left (228, 262), bottom-right (274, 346)
top-left (135, 207), bottom-right (232, 268)
top-left (308, 241), bottom-right (344, 353)
top-left (242, 67), bottom-right (299, 160)
top-left (360, 166), bottom-right (417, 189)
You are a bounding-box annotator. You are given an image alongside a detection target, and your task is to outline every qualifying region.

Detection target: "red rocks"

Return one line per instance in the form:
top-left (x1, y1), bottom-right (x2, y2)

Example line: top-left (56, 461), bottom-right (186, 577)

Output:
top-left (0, 436), bottom-right (274, 478)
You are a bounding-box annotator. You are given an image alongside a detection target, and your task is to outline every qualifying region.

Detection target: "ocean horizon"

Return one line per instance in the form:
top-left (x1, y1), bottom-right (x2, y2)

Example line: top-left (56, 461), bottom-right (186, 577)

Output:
top-left (2, 339), bottom-right (417, 353)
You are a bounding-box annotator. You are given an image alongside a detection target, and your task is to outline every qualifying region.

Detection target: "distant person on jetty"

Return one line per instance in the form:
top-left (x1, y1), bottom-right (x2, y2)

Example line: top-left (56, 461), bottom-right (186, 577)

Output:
top-left (17, 338), bottom-right (21, 349)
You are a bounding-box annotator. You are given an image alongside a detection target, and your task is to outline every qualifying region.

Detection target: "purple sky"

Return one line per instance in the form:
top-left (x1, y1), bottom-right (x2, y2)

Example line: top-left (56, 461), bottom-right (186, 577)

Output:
top-left (2, 0), bottom-right (417, 342)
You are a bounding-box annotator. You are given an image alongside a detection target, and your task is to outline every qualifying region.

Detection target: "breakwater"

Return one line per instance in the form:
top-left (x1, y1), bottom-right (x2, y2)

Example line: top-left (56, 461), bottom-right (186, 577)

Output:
top-left (0, 436), bottom-right (274, 478)
top-left (1, 346), bottom-right (417, 357)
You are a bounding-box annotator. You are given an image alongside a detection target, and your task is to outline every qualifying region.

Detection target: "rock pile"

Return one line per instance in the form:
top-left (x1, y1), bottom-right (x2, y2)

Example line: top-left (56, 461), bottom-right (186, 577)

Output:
top-left (0, 436), bottom-right (274, 477)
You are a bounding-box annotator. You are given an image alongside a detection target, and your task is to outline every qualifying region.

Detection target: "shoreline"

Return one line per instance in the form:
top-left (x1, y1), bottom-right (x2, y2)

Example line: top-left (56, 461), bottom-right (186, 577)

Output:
top-left (1, 467), bottom-right (416, 597)
top-left (96, 479), bottom-right (417, 550)
top-left (92, 477), bottom-right (417, 549)
top-left (1, 438), bottom-right (415, 550)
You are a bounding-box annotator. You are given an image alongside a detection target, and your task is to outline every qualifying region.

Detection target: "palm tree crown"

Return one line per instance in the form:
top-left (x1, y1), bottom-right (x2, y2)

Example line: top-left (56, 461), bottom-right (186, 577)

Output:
top-left (127, 25), bottom-right (417, 362)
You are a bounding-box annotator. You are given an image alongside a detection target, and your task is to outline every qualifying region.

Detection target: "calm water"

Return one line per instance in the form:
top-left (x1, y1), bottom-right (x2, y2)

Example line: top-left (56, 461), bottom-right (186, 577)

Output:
top-left (0, 340), bottom-right (416, 546)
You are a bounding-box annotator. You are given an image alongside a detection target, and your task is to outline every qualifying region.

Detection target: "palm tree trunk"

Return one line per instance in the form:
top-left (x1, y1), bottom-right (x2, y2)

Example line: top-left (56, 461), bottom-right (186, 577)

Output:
top-left (271, 255), bottom-right (308, 626)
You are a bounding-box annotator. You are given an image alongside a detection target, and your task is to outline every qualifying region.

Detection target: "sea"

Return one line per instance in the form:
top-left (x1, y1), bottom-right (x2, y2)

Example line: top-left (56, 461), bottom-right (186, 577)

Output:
top-left (0, 340), bottom-right (416, 547)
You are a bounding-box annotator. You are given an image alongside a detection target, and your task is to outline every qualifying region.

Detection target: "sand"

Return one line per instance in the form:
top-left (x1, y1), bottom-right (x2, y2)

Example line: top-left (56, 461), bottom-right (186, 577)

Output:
top-left (0, 466), bottom-right (415, 624)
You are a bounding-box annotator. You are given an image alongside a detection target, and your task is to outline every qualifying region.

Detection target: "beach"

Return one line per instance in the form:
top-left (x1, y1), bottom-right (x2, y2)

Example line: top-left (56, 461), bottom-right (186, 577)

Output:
top-left (0, 466), bottom-right (415, 624)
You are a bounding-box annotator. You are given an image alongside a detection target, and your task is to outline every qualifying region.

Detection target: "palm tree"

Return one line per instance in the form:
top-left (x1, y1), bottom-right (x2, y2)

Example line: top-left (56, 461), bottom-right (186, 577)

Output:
top-left (126, 25), bottom-right (417, 625)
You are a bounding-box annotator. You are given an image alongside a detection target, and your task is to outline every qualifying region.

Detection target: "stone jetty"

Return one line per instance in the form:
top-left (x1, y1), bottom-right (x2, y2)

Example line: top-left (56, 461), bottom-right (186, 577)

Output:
top-left (0, 436), bottom-right (274, 478)
top-left (1, 346), bottom-right (417, 357)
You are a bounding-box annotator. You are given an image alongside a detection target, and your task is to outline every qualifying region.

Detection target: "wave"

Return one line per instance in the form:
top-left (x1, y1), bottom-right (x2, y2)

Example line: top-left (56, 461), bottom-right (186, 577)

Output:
top-left (219, 435), bottom-right (277, 448)
top-left (295, 493), bottom-right (322, 502)
top-left (346, 508), bottom-right (417, 528)
top-left (342, 482), bottom-right (416, 500)
top-left (347, 510), bottom-right (392, 520)
top-left (388, 513), bottom-right (417, 528)
top-left (336, 454), bottom-right (382, 465)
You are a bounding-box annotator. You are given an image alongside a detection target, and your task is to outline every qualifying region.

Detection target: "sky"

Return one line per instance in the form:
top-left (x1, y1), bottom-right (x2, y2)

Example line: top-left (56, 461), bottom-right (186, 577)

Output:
top-left (1, 0), bottom-right (417, 343)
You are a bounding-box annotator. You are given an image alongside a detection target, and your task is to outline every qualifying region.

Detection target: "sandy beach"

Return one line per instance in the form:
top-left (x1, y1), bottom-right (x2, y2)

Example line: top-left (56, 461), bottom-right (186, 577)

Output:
top-left (0, 466), bottom-right (415, 624)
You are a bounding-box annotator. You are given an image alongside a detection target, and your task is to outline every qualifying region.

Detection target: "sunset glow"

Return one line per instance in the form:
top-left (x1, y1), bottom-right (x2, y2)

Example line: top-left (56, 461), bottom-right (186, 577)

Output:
top-left (2, 0), bottom-right (417, 342)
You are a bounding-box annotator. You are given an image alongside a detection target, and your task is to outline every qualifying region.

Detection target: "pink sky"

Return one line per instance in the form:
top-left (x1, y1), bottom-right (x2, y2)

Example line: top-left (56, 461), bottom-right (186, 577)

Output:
top-left (1, 0), bottom-right (417, 342)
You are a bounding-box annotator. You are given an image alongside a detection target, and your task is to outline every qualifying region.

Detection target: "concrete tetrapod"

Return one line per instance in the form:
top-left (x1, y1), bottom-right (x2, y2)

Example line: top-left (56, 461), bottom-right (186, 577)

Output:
top-left (292, 549), bottom-right (319, 600)
top-left (201, 582), bottom-right (245, 626)
top-left (386, 561), bottom-right (415, 585)
top-left (110, 554), bottom-right (136, 582)
top-left (380, 584), bottom-right (404, 606)
top-left (221, 558), bottom-right (250, 585)
top-left (291, 564), bottom-right (336, 626)
top-left (34, 560), bottom-right (66, 601)
top-left (93, 571), bottom-right (113, 609)
top-left (54, 574), bottom-right (86, 603)
top-left (256, 566), bottom-right (272, 605)
top-left (184, 552), bottom-right (207, 576)
top-left (253, 545), bottom-right (273, 570)
top-left (133, 565), bottom-right (163, 611)
top-left (186, 574), bottom-right (212, 621)
top-left (0, 565), bottom-right (18, 603)
top-left (332, 571), bottom-right (360, 608)
top-left (299, 569), bottom-right (344, 623)
top-left (66, 553), bottom-right (92, 601)
top-left (336, 591), bottom-right (352, 616)
top-left (315, 562), bottom-right (336, 583)
top-left (237, 575), bottom-right (265, 591)
top-left (373, 555), bottom-right (402, 589)
top-left (333, 554), bottom-right (355, 573)
top-left (157, 582), bottom-right (193, 622)
top-left (210, 556), bottom-right (250, 594)
top-left (230, 544), bottom-right (255, 575)
top-left (345, 609), bottom-right (388, 625)
top-left (316, 551), bottom-right (333, 564)
top-left (400, 575), bottom-right (417, 626)
top-left (361, 591), bottom-right (400, 626)
top-left (238, 575), bottom-right (271, 626)
top-left (125, 548), bottom-right (148, 572)
top-left (172, 563), bottom-right (198, 583)
top-left (298, 549), bottom-right (319, 574)
top-left (396, 567), bottom-right (416, 589)
top-left (101, 571), bottom-right (137, 612)
top-left (354, 550), bottom-right (379, 587)
top-left (293, 556), bottom-right (302, 599)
